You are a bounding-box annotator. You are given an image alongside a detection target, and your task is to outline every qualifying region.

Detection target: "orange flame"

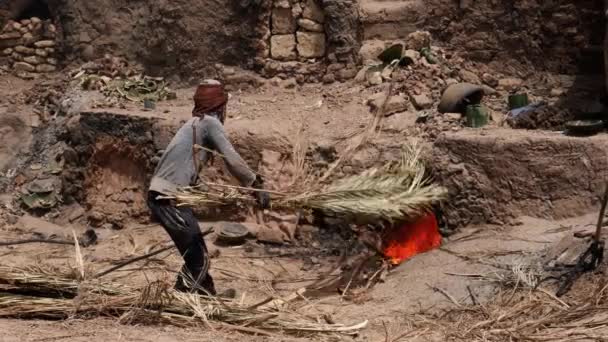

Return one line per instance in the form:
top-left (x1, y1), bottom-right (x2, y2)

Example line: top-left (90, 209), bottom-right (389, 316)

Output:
top-left (383, 213), bottom-right (442, 265)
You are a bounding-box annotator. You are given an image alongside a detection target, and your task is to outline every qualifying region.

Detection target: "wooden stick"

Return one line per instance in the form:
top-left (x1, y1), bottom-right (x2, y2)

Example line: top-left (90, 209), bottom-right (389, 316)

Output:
top-left (95, 245), bottom-right (174, 279)
top-left (594, 182), bottom-right (608, 242)
top-left (0, 239), bottom-right (74, 247)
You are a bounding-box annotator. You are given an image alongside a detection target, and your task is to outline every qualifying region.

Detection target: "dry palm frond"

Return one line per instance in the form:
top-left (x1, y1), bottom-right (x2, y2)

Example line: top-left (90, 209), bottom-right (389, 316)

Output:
top-left (173, 142), bottom-right (447, 223)
top-left (0, 265), bottom-right (125, 296)
top-left (0, 266), bottom-right (367, 336)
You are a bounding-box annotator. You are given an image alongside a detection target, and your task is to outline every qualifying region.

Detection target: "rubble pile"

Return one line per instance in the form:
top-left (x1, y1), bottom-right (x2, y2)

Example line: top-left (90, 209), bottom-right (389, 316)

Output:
top-left (355, 30), bottom-right (579, 136)
top-left (0, 17), bottom-right (58, 79)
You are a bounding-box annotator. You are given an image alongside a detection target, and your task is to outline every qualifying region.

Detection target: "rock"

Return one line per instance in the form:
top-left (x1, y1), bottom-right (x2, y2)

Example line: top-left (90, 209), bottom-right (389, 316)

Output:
top-left (270, 34), bottom-right (297, 60)
top-left (2, 48), bottom-right (12, 55)
top-left (257, 222), bottom-right (287, 244)
top-left (67, 204), bottom-right (86, 222)
top-left (302, 0), bottom-right (325, 23)
top-left (481, 73), bottom-right (498, 87)
top-left (411, 94), bottom-right (433, 110)
top-left (292, 2), bottom-right (303, 17)
top-left (298, 18), bottom-right (324, 32)
top-left (0, 32), bottom-right (21, 40)
top-left (21, 19), bottom-right (31, 26)
top-left (337, 67), bottom-right (357, 81)
top-left (322, 73), bottom-right (335, 84)
top-left (327, 63), bottom-right (344, 72)
top-left (367, 93), bottom-right (409, 116)
top-left (283, 77), bottom-right (297, 89)
top-left (81, 44), bottom-right (95, 61)
top-left (358, 39), bottom-right (385, 63)
top-left (381, 64), bottom-right (393, 80)
top-left (13, 61), bottom-right (35, 72)
top-left (18, 215), bottom-right (65, 239)
top-left (23, 55), bottom-right (43, 65)
top-left (22, 33), bottom-right (35, 45)
top-left (14, 45), bottom-right (34, 54)
top-left (403, 49), bottom-right (420, 64)
top-left (460, 70), bottom-right (480, 84)
top-left (273, 0), bottom-right (290, 8)
top-left (405, 31), bottom-right (431, 51)
top-left (31, 17), bottom-right (41, 24)
top-left (79, 31), bottom-right (92, 43)
top-left (46, 58), bottom-right (57, 65)
top-left (498, 77), bottom-right (523, 91)
top-left (272, 8), bottom-right (296, 34)
top-left (34, 40), bottom-right (55, 48)
top-left (11, 52), bottom-right (23, 61)
top-left (550, 88), bottom-right (565, 97)
top-left (34, 48), bottom-right (48, 57)
top-left (36, 64), bottom-right (56, 73)
top-left (15, 71), bottom-right (36, 80)
top-left (445, 113), bottom-right (462, 121)
top-left (367, 71), bottom-right (383, 85)
top-left (296, 32), bottom-right (326, 58)
top-left (354, 66), bottom-right (369, 83)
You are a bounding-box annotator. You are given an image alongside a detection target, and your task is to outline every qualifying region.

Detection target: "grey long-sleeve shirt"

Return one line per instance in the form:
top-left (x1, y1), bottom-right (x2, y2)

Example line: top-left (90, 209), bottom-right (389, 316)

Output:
top-left (149, 115), bottom-right (256, 195)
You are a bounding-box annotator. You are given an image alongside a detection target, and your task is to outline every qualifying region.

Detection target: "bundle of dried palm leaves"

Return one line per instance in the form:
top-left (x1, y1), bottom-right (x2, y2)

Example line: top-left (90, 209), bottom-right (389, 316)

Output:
top-left (174, 143), bottom-right (447, 223)
top-left (0, 265), bottom-right (367, 336)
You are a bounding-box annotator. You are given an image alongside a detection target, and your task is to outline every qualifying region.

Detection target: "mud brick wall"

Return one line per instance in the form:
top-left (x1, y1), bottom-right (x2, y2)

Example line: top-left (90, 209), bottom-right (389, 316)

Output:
top-left (0, 17), bottom-right (57, 78)
top-left (431, 129), bottom-right (608, 229)
top-left (423, 0), bottom-right (603, 74)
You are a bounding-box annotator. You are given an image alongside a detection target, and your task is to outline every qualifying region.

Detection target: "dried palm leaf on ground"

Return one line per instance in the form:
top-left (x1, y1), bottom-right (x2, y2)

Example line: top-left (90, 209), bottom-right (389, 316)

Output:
top-left (0, 266), bottom-right (367, 336)
top-left (404, 263), bottom-right (608, 341)
top-left (173, 143), bottom-right (446, 223)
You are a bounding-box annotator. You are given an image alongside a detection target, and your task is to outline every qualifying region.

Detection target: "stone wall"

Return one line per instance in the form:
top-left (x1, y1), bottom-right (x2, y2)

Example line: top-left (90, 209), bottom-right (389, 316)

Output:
top-left (0, 17), bottom-right (58, 79)
top-left (268, 0), bottom-right (326, 61)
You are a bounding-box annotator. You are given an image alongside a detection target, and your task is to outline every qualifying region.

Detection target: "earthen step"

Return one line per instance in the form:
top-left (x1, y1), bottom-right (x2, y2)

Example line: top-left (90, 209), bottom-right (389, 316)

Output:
top-left (359, 0), bottom-right (425, 40)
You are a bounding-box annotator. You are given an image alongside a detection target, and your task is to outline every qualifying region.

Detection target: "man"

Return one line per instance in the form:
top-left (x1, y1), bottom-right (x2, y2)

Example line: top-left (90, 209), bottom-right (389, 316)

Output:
top-left (147, 79), bottom-right (269, 296)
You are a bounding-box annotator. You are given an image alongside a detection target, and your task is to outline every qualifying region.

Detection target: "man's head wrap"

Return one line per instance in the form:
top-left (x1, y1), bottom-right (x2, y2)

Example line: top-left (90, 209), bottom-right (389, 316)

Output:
top-left (192, 79), bottom-right (228, 117)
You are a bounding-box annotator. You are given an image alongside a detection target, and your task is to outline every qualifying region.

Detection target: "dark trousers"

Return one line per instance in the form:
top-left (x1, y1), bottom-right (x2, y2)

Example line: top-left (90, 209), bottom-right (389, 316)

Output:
top-left (147, 191), bottom-right (216, 295)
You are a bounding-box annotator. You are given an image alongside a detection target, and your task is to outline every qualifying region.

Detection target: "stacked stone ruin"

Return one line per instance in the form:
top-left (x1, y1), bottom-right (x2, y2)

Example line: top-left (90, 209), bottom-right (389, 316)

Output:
top-left (269, 0), bottom-right (326, 61)
top-left (0, 17), bottom-right (57, 79)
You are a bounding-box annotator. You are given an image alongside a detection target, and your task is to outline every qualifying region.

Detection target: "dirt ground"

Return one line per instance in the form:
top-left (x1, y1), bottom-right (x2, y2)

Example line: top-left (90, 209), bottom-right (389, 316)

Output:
top-left (1, 63), bottom-right (608, 341)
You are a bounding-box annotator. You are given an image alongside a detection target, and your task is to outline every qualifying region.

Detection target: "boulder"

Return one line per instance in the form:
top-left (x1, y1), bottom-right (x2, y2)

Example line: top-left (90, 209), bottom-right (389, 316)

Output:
top-left (296, 32), bottom-right (326, 58)
top-left (272, 8), bottom-right (296, 34)
top-left (270, 34), bottom-right (297, 60)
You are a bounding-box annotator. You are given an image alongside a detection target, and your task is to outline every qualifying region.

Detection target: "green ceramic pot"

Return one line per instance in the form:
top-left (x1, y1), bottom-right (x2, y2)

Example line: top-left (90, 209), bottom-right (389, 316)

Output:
top-left (465, 104), bottom-right (489, 128)
top-left (508, 93), bottom-right (529, 110)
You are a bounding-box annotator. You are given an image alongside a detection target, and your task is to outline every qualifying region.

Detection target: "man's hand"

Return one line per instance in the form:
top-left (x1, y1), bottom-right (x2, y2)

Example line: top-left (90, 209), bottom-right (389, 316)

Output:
top-left (252, 176), bottom-right (271, 209)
